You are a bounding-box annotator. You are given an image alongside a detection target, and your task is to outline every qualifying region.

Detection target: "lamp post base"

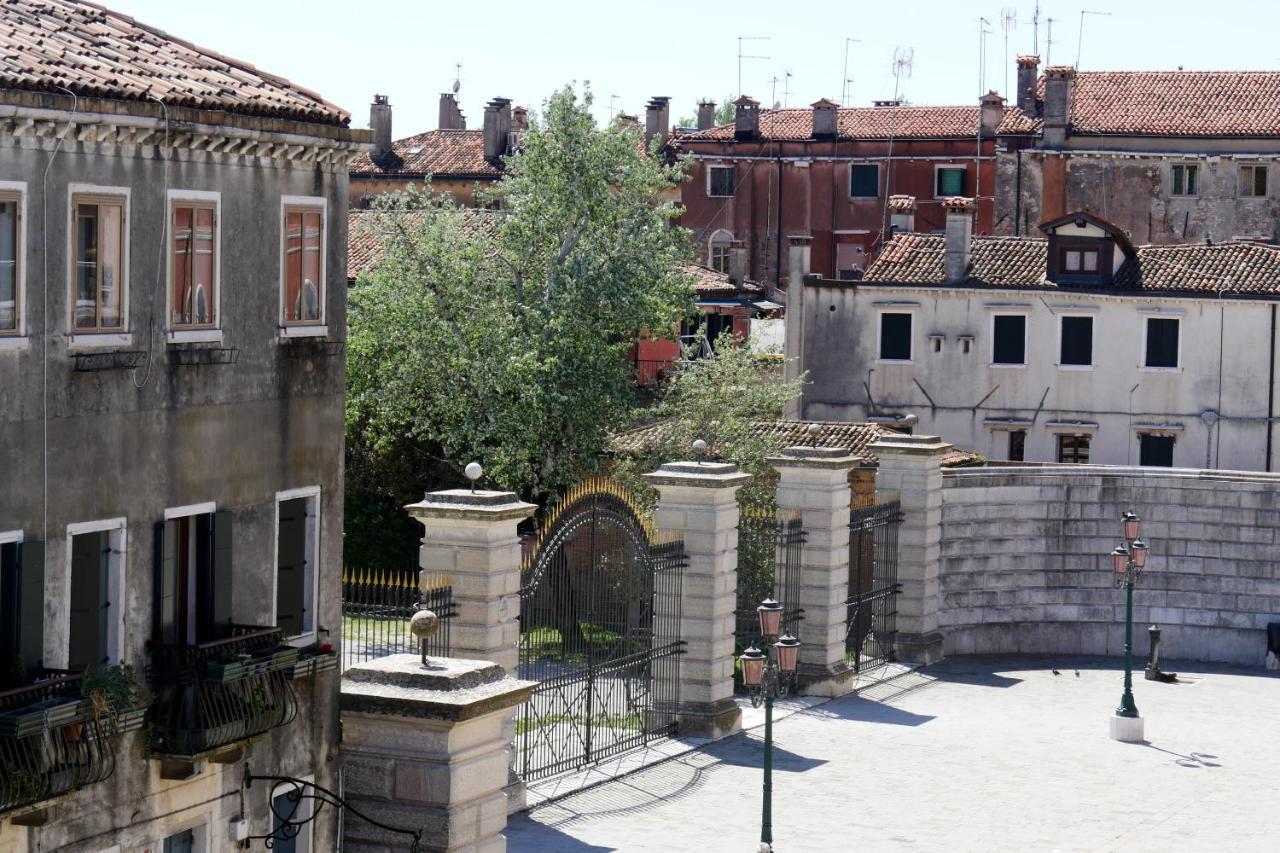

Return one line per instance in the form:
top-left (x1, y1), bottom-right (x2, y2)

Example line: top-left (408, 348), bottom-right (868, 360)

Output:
top-left (1109, 713), bottom-right (1145, 743)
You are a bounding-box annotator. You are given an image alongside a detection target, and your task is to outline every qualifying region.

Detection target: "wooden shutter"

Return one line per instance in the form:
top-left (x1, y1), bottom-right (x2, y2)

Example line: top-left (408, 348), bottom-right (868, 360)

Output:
top-left (154, 520), bottom-right (179, 644)
top-left (275, 499), bottom-right (307, 637)
top-left (211, 510), bottom-right (234, 636)
top-left (68, 531), bottom-right (107, 670)
top-left (17, 540), bottom-right (44, 674)
top-left (0, 542), bottom-right (20, 681)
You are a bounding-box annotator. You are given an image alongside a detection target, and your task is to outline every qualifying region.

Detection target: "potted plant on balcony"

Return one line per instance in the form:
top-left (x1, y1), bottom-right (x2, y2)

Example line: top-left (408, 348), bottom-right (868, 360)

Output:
top-left (204, 653), bottom-right (247, 685)
top-left (251, 644), bottom-right (300, 673)
top-left (81, 664), bottom-right (149, 736)
top-left (285, 642), bottom-right (336, 680)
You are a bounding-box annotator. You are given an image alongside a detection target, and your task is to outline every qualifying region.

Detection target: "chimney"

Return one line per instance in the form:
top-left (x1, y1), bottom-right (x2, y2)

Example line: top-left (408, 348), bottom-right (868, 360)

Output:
top-left (811, 98), bottom-right (839, 138)
top-left (645, 96), bottom-right (671, 151)
top-left (1016, 55), bottom-right (1041, 116)
top-left (483, 97), bottom-right (512, 163)
top-left (980, 90), bottom-right (1005, 137)
top-left (370, 94), bottom-right (392, 159)
top-left (788, 234), bottom-right (812, 290)
top-left (783, 234), bottom-right (813, 419)
top-left (511, 106), bottom-right (529, 133)
top-left (1042, 65), bottom-right (1075, 147)
top-left (943, 198), bottom-right (975, 284)
top-left (438, 92), bottom-right (465, 130)
top-left (728, 240), bottom-right (748, 285)
top-left (734, 96), bottom-right (761, 140)
top-left (616, 113), bottom-right (640, 130)
top-left (697, 100), bottom-right (717, 131)
top-left (888, 195), bottom-right (916, 234)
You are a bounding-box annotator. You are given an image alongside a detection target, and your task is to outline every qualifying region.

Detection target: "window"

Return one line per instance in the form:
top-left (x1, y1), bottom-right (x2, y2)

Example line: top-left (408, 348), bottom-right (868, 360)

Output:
top-left (1240, 164), bottom-right (1268, 197)
top-left (155, 506), bottom-right (232, 646)
top-left (1171, 163), bottom-right (1198, 196)
top-left (170, 198), bottom-right (218, 329)
top-left (1144, 317), bottom-right (1180, 368)
top-left (1062, 249), bottom-right (1099, 273)
top-left (878, 312), bottom-right (912, 361)
top-left (72, 195), bottom-right (126, 332)
top-left (66, 521), bottom-right (126, 671)
top-left (1057, 434), bottom-right (1091, 463)
top-left (959, 337), bottom-right (973, 355)
top-left (991, 315), bottom-right (1026, 365)
top-left (0, 535), bottom-right (43, 688)
top-left (1060, 316), bottom-right (1093, 367)
top-left (1139, 434), bottom-right (1175, 467)
top-left (0, 187), bottom-right (21, 336)
top-left (936, 166), bottom-right (967, 197)
top-left (162, 825), bottom-right (207, 853)
top-left (276, 489), bottom-right (319, 642)
top-left (849, 164), bottom-right (878, 198)
top-left (708, 231), bottom-right (732, 274)
top-left (707, 165), bottom-right (736, 197)
top-left (930, 335), bottom-right (944, 353)
top-left (282, 201), bottom-right (325, 328)
top-left (1008, 430), bottom-right (1026, 462)
top-left (269, 782), bottom-right (313, 852)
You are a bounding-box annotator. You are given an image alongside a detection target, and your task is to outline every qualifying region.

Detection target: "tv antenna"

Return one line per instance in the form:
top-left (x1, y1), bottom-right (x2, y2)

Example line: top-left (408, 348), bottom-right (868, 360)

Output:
top-left (738, 36), bottom-right (771, 96)
top-left (1032, 0), bottom-right (1040, 56)
top-left (1046, 17), bottom-right (1056, 66)
top-left (609, 94), bottom-right (621, 122)
top-left (452, 62), bottom-right (461, 94)
top-left (767, 76), bottom-right (781, 109)
top-left (842, 38), bottom-right (862, 105)
top-left (1077, 10), bottom-right (1112, 70)
top-left (1001, 8), bottom-right (1017, 95)
top-left (782, 70), bottom-right (794, 107)
top-left (978, 17), bottom-right (993, 95)
top-left (891, 47), bottom-right (914, 101)
top-left (843, 78), bottom-right (856, 106)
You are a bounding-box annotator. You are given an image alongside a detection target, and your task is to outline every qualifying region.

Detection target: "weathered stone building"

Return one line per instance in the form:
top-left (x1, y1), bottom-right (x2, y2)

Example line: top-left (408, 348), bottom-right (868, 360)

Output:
top-left (995, 58), bottom-right (1280, 244)
top-left (0, 1), bottom-right (366, 849)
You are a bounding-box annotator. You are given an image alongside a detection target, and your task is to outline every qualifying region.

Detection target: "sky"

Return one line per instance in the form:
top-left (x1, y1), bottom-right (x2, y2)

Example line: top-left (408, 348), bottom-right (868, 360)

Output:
top-left (106, 0), bottom-right (1280, 135)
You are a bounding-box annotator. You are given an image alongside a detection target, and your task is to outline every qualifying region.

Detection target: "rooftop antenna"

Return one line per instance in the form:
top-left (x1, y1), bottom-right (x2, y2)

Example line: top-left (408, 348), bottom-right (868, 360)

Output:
top-left (782, 70), bottom-right (793, 107)
top-left (452, 62), bottom-right (461, 94)
top-left (768, 75), bottom-right (781, 109)
top-left (843, 78), bottom-right (856, 105)
top-left (1046, 17), bottom-right (1056, 66)
top-left (1077, 10), bottom-right (1112, 70)
top-left (1001, 8), bottom-right (1017, 96)
top-left (891, 46), bottom-right (914, 102)
top-left (1032, 0), bottom-right (1040, 56)
top-left (609, 94), bottom-right (621, 122)
top-left (841, 37), bottom-right (862, 105)
top-left (738, 36), bottom-right (771, 96)
top-left (978, 17), bottom-right (992, 95)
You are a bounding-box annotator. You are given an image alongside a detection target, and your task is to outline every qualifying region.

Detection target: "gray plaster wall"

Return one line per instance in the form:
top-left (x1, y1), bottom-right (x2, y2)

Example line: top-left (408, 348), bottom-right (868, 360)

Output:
top-left (0, 113), bottom-right (349, 850)
top-left (937, 466), bottom-right (1280, 666)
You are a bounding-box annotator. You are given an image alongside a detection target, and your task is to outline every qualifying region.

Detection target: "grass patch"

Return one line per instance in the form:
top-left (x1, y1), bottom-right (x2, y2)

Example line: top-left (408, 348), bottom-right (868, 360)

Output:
top-left (517, 711), bottom-right (642, 735)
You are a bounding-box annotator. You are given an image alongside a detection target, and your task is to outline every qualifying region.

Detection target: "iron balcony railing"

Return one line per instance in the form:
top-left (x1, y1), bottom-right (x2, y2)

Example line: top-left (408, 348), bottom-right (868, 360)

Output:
top-left (148, 625), bottom-right (298, 759)
top-left (0, 672), bottom-right (117, 817)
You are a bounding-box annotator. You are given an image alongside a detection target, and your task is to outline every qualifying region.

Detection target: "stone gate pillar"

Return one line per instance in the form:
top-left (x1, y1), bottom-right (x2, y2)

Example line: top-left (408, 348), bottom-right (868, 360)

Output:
top-left (644, 461), bottom-right (750, 739)
top-left (869, 434), bottom-right (951, 665)
top-left (406, 489), bottom-right (536, 673)
top-left (769, 445), bottom-right (862, 696)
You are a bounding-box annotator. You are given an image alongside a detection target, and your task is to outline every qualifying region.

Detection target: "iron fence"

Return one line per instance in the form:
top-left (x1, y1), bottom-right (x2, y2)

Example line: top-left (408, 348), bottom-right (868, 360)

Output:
top-left (735, 510), bottom-right (805, 651)
top-left (340, 566), bottom-right (456, 671)
top-left (845, 500), bottom-right (903, 673)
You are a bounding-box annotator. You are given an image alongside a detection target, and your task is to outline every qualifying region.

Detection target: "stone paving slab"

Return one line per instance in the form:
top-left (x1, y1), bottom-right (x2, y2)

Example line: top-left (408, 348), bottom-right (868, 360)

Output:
top-left (506, 656), bottom-right (1280, 852)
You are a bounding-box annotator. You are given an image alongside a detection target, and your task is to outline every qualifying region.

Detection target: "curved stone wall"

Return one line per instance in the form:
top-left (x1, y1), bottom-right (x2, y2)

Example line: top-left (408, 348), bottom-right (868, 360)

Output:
top-left (938, 466), bottom-right (1280, 666)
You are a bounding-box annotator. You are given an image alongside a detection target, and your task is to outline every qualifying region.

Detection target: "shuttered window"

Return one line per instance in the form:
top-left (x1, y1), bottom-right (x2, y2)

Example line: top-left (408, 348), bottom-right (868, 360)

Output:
top-left (849, 164), bottom-right (879, 198)
top-left (1145, 317), bottom-right (1179, 368)
top-left (1, 539), bottom-right (44, 687)
top-left (276, 496), bottom-right (315, 639)
top-left (879, 312), bottom-right (913, 361)
top-left (936, 167), bottom-right (966, 197)
top-left (1060, 316), bottom-right (1093, 366)
top-left (68, 531), bottom-right (111, 670)
top-left (1139, 434), bottom-right (1175, 467)
top-left (707, 165), bottom-right (735, 197)
top-left (154, 510), bottom-right (233, 645)
top-left (1008, 430), bottom-right (1026, 462)
top-left (992, 315), bottom-right (1026, 365)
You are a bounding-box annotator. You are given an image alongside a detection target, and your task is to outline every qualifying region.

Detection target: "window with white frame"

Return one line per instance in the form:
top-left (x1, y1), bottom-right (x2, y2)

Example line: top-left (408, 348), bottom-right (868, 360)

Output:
top-left (1059, 315), bottom-right (1094, 367)
top-left (156, 504), bottom-right (232, 646)
top-left (1240, 164), bottom-right (1268, 197)
top-left (281, 199), bottom-right (326, 328)
top-left (707, 165), bottom-right (735, 197)
top-left (0, 185), bottom-right (23, 337)
top-left (849, 164), bottom-right (878, 198)
top-left (708, 231), bottom-right (732, 274)
top-left (161, 822), bottom-right (208, 853)
top-left (169, 193), bottom-right (219, 330)
top-left (991, 314), bottom-right (1026, 365)
top-left (1171, 163), bottom-right (1198, 197)
top-left (878, 311), bottom-right (913, 361)
top-left (71, 191), bottom-right (128, 332)
top-left (276, 488), bottom-right (319, 642)
top-left (1144, 317), bottom-right (1180, 368)
top-left (268, 777), bottom-right (314, 852)
top-left (0, 530), bottom-right (42, 687)
top-left (936, 166), bottom-right (967, 197)
top-left (66, 519), bottom-right (126, 671)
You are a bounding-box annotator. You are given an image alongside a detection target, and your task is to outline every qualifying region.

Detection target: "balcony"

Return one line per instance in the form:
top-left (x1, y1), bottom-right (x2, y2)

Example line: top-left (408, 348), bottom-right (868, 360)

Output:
top-left (147, 626), bottom-right (301, 759)
top-left (0, 672), bottom-right (124, 818)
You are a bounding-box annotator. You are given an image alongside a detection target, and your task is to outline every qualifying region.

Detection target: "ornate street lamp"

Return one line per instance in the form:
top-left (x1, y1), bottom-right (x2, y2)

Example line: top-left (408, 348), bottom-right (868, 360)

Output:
top-left (1110, 512), bottom-right (1150, 742)
top-left (739, 599), bottom-right (800, 853)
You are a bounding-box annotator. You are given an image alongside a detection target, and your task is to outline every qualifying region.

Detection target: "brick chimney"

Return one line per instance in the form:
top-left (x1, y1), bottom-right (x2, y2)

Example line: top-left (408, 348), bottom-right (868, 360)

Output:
top-left (370, 94), bottom-right (392, 159)
top-left (728, 240), bottom-right (748, 285)
top-left (511, 106), bottom-right (529, 133)
top-left (943, 198), bottom-right (975, 284)
top-left (734, 96), bottom-right (761, 140)
top-left (888, 195), bottom-right (916, 234)
top-left (1016, 55), bottom-right (1041, 116)
top-left (811, 98), bottom-right (839, 138)
top-left (645, 96), bottom-right (671, 151)
top-left (483, 97), bottom-right (512, 164)
top-left (438, 92), bottom-right (465, 130)
top-left (697, 100), bottom-right (717, 131)
top-left (980, 91), bottom-right (1005, 137)
top-left (1042, 65), bottom-right (1075, 147)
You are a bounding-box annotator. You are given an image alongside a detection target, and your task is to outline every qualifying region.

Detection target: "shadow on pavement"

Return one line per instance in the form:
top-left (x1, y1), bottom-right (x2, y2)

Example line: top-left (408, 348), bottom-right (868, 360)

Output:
top-left (712, 737), bottom-right (829, 772)
top-left (1135, 742), bottom-right (1222, 768)
top-left (506, 815), bottom-right (618, 852)
top-left (800, 696), bottom-right (936, 727)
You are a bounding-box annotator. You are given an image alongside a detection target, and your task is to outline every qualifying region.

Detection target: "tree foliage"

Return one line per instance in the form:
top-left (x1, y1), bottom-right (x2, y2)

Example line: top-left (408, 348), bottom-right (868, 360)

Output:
top-left (346, 86), bottom-right (696, 524)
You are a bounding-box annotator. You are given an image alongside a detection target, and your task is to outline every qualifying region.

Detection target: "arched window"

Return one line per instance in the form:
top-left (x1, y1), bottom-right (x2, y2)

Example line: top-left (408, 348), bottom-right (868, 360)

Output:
top-left (708, 230), bottom-right (733, 274)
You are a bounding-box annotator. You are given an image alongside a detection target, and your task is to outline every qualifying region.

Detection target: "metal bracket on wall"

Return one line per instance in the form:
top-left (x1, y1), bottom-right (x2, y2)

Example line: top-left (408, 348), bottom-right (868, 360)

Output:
top-left (281, 340), bottom-right (345, 359)
top-left (71, 350), bottom-right (146, 372)
top-left (171, 347), bottom-right (240, 366)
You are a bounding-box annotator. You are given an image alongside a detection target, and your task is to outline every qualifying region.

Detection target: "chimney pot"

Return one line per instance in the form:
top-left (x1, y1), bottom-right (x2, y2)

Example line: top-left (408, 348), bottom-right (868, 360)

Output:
top-left (728, 240), bottom-right (748, 285)
top-left (943, 198), bottom-right (975, 284)
top-left (483, 97), bottom-right (512, 163)
top-left (980, 90), bottom-right (1005, 137)
top-left (1016, 55), bottom-right (1041, 116)
top-left (438, 92), bottom-right (465, 130)
top-left (511, 106), bottom-right (529, 133)
top-left (888, 195), bottom-right (916, 234)
top-left (645, 96), bottom-right (671, 151)
top-left (811, 98), bottom-right (839, 138)
top-left (1042, 65), bottom-right (1076, 146)
top-left (370, 94), bottom-right (393, 160)
top-left (697, 100), bottom-right (717, 131)
top-left (734, 96), bottom-right (761, 140)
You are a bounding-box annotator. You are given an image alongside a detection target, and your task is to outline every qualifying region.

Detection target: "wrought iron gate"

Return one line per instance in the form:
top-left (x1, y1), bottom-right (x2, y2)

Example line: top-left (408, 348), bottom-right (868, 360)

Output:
top-left (340, 565), bottom-right (455, 672)
top-left (735, 509), bottom-right (805, 654)
top-left (845, 500), bottom-right (903, 672)
top-left (516, 480), bottom-right (685, 781)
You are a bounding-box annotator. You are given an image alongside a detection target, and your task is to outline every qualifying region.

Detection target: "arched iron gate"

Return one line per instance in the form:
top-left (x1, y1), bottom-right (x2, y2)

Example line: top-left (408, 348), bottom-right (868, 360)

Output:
top-left (516, 480), bottom-right (685, 781)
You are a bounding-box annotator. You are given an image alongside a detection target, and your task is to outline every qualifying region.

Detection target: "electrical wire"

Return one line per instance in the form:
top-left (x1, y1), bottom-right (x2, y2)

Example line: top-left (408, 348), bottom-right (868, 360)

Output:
top-left (131, 95), bottom-right (170, 390)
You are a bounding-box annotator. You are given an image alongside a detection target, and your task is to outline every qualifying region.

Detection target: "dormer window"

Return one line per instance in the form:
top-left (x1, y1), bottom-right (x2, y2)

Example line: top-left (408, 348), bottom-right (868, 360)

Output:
top-left (1039, 210), bottom-right (1136, 287)
top-left (1062, 248), bottom-right (1099, 273)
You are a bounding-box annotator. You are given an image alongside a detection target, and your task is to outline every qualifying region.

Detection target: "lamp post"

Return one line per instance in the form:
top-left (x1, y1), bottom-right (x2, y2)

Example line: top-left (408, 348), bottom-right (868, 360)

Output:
top-left (739, 598), bottom-right (800, 853)
top-left (1109, 511), bottom-right (1149, 742)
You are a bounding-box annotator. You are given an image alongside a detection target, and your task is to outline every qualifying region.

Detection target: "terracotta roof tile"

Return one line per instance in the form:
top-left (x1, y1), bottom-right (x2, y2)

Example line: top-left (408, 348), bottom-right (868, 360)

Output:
top-left (347, 207), bottom-right (495, 279)
top-left (678, 104), bottom-right (1038, 142)
top-left (864, 232), bottom-right (1280, 295)
top-left (0, 0), bottom-right (348, 125)
top-left (350, 129), bottom-right (500, 178)
top-left (681, 263), bottom-right (762, 298)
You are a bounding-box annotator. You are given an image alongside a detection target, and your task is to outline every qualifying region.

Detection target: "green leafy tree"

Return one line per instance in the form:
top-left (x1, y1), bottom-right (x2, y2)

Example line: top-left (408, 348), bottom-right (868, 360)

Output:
top-left (346, 85), bottom-right (696, 537)
top-left (678, 95), bottom-right (737, 129)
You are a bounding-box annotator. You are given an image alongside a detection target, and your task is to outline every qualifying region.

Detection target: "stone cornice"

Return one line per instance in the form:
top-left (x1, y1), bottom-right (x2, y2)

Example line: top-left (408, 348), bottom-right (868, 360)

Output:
top-left (870, 434), bottom-right (955, 457)
top-left (643, 460), bottom-right (752, 488)
top-left (405, 489), bottom-right (537, 522)
top-left (767, 445), bottom-right (862, 470)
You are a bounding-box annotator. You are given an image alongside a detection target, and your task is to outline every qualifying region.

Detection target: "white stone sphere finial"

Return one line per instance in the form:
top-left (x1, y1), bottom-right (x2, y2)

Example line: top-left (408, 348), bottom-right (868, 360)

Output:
top-left (692, 438), bottom-right (708, 461)
top-left (807, 423), bottom-right (822, 441)
top-left (464, 461), bottom-right (483, 492)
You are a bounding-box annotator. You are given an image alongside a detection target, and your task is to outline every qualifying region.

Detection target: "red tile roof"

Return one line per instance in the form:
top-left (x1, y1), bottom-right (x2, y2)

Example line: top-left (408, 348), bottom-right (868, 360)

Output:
top-left (350, 129), bottom-right (500, 178)
top-left (863, 232), bottom-right (1280, 296)
top-left (0, 0), bottom-right (349, 125)
top-left (682, 264), bottom-right (762, 299)
top-left (678, 104), bottom-right (1037, 142)
top-left (347, 208), bottom-right (496, 280)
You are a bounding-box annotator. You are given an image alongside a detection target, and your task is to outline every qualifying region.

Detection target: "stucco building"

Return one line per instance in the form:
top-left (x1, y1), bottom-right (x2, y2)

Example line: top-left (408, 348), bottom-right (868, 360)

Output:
top-left (0, 1), bottom-right (366, 849)
top-left (793, 199), bottom-right (1280, 471)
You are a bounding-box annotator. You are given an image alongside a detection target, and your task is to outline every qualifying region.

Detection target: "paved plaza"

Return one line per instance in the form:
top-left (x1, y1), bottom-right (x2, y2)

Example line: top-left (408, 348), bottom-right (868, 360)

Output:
top-left (506, 656), bottom-right (1280, 852)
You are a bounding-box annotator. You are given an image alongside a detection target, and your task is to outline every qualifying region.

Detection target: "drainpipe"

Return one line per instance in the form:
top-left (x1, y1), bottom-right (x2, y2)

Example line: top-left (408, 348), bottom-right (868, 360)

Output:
top-left (1268, 304), bottom-right (1277, 471)
top-left (1014, 148), bottom-right (1023, 236)
top-left (774, 144), bottom-right (784, 283)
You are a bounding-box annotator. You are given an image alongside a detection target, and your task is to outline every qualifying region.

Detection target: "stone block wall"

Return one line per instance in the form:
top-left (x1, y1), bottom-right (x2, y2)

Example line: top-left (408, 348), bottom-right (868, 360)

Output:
top-left (938, 466), bottom-right (1280, 666)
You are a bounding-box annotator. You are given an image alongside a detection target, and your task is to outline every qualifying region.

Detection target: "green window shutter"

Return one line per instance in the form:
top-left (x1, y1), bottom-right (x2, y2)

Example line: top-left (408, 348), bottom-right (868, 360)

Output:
top-left (276, 498), bottom-right (308, 637)
top-left (154, 520), bottom-right (179, 644)
top-left (18, 540), bottom-right (44, 674)
top-left (211, 510), bottom-right (235, 636)
top-left (938, 168), bottom-right (965, 196)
